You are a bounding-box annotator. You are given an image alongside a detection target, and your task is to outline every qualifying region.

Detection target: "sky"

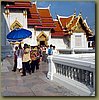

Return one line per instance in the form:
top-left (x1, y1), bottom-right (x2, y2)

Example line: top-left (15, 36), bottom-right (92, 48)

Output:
top-left (36, 1), bottom-right (95, 33)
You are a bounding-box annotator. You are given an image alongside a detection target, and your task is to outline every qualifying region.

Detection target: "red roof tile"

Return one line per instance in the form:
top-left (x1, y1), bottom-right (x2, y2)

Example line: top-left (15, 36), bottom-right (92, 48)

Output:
top-left (28, 19), bottom-right (41, 23)
top-left (53, 21), bottom-right (63, 31)
top-left (35, 26), bottom-right (55, 29)
top-left (5, 1), bottom-right (31, 9)
top-left (38, 9), bottom-right (51, 18)
top-left (27, 14), bottom-right (40, 19)
top-left (51, 21), bottom-right (65, 37)
top-left (41, 18), bottom-right (54, 23)
top-left (6, 5), bottom-right (30, 9)
top-left (51, 32), bottom-right (65, 37)
top-left (60, 16), bottom-right (73, 28)
top-left (27, 4), bottom-right (41, 26)
top-left (68, 17), bottom-right (78, 30)
top-left (28, 4), bottom-right (38, 14)
top-left (14, 1), bottom-right (31, 6)
top-left (34, 8), bottom-right (55, 28)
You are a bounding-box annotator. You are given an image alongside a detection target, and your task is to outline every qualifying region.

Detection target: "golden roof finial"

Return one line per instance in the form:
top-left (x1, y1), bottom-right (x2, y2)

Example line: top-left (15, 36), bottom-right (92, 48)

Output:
top-left (74, 8), bottom-right (76, 17)
top-left (74, 8), bottom-right (76, 14)
top-left (79, 8), bottom-right (82, 16)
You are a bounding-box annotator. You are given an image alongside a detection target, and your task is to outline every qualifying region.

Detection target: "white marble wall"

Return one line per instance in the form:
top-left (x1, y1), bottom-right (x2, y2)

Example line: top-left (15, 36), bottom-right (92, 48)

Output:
top-left (22, 28), bottom-right (38, 46)
top-left (23, 29), bottom-right (51, 46)
top-left (50, 38), bottom-right (67, 49)
top-left (1, 7), bottom-right (27, 46)
top-left (9, 9), bottom-right (27, 29)
top-left (70, 33), bottom-right (88, 49)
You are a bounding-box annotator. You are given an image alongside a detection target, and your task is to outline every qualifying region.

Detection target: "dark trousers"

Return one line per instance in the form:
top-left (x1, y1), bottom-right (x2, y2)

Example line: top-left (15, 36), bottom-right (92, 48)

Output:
top-left (30, 60), bottom-right (36, 73)
top-left (12, 60), bottom-right (17, 71)
top-left (22, 61), bottom-right (31, 75)
top-left (35, 59), bottom-right (39, 70)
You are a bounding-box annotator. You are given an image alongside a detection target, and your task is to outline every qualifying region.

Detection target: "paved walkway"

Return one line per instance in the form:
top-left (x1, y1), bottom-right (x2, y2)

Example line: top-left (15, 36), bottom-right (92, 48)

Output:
top-left (1, 57), bottom-right (79, 96)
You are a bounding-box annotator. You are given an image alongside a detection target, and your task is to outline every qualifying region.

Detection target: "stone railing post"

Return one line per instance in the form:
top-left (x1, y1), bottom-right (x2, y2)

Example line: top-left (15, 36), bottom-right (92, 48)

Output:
top-left (47, 55), bottom-right (56, 80)
top-left (71, 48), bottom-right (75, 54)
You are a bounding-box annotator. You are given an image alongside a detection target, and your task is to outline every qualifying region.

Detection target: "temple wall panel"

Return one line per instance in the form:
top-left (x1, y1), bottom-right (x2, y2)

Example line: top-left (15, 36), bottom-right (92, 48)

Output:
top-left (35, 30), bottom-right (50, 37)
top-left (9, 9), bottom-right (27, 29)
top-left (23, 28), bottom-right (37, 46)
top-left (35, 30), bottom-right (51, 45)
top-left (50, 38), bottom-right (67, 49)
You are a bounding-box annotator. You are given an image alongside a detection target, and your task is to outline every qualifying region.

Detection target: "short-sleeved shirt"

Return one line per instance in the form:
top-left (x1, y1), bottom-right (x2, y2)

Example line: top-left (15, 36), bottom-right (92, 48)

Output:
top-left (48, 48), bottom-right (53, 55)
top-left (30, 50), bottom-right (36, 61)
top-left (22, 48), bottom-right (30, 62)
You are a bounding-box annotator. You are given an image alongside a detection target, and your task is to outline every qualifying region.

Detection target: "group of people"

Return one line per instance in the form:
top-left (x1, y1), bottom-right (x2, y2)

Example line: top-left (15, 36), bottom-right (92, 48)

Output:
top-left (12, 43), bottom-right (59, 76)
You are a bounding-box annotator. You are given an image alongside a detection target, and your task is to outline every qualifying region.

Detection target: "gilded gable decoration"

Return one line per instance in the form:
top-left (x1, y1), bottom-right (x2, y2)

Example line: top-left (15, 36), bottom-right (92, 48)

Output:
top-left (66, 13), bottom-right (76, 29)
top-left (37, 31), bottom-right (48, 46)
top-left (5, 9), bottom-right (9, 17)
top-left (23, 10), bottom-right (27, 18)
top-left (10, 19), bottom-right (23, 30)
top-left (37, 31), bottom-right (48, 41)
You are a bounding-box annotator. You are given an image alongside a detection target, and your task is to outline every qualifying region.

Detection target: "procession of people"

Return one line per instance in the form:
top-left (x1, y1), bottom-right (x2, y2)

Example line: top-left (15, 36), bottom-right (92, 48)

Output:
top-left (12, 43), bottom-right (59, 76)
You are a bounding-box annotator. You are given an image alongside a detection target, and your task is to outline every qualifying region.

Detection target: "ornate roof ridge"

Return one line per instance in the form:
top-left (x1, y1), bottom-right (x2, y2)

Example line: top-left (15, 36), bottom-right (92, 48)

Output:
top-left (38, 7), bottom-right (49, 9)
top-left (57, 14), bottom-right (74, 19)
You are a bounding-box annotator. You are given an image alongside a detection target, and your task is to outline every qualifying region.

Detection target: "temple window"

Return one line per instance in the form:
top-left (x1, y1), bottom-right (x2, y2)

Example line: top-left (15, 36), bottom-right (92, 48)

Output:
top-left (75, 35), bottom-right (82, 48)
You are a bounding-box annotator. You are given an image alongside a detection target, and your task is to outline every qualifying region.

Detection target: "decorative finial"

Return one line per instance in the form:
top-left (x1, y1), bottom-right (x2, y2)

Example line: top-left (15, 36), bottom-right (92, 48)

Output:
top-left (74, 8), bottom-right (76, 14)
top-left (5, 9), bottom-right (9, 18)
top-left (48, 4), bottom-right (51, 9)
top-left (79, 8), bottom-right (82, 16)
top-left (74, 8), bottom-right (76, 17)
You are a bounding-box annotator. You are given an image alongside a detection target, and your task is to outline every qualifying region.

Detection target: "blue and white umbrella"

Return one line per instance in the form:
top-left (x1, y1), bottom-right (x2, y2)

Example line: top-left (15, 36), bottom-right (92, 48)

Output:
top-left (7, 28), bottom-right (32, 41)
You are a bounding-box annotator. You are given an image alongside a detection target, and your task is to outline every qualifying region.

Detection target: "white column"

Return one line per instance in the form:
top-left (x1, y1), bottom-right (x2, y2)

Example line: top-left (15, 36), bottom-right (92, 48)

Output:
top-left (48, 31), bottom-right (51, 45)
top-left (47, 55), bottom-right (56, 80)
top-left (23, 10), bottom-right (27, 28)
top-left (5, 10), bottom-right (10, 45)
top-left (33, 29), bottom-right (37, 46)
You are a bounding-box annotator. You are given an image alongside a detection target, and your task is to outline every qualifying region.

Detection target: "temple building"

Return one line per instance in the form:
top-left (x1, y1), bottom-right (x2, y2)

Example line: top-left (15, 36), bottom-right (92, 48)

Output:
top-left (1, 0), bottom-right (93, 50)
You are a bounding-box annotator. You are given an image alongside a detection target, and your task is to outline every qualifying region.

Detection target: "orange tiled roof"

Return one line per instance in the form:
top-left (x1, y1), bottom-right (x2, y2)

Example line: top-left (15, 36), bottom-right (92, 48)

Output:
top-left (27, 4), bottom-right (55, 28)
top-left (51, 20), bottom-right (65, 37)
top-left (28, 4), bottom-right (38, 14)
top-left (14, 1), bottom-right (31, 6)
top-left (27, 14), bottom-right (40, 19)
top-left (5, 1), bottom-right (31, 9)
top-left (41, 18), bottom-right (54, 23)
top-left (68, 17), bottom-right (78, 30)
top-left (27, 19), bottom-right (41, 25)
top-left (60, 16), bottom-right (73, 28)
top-left (38, 9), bottom-right (51, 18)
top-left (4, 1), bottom-right (92, 35)
top-left (35, 8), bottom-right (55, 28)
top-left (27, 4), bottom-right (41, 26)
